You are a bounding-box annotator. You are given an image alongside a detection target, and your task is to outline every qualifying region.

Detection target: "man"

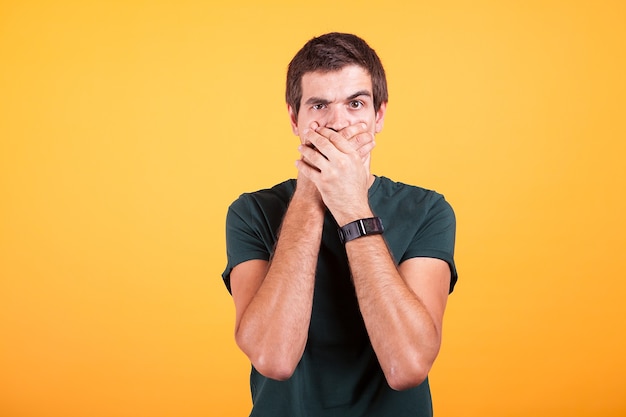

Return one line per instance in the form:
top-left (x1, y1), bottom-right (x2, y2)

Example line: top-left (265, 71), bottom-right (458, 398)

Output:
top-left (222, 32), bottom-right (457, 416)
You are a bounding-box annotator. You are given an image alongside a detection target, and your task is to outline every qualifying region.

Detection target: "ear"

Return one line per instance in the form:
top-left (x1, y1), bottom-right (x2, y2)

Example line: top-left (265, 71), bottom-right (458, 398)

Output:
top-left (287, 104), bottom-right (299, 136)
top-left (374, 101), bottom-right (387, 134)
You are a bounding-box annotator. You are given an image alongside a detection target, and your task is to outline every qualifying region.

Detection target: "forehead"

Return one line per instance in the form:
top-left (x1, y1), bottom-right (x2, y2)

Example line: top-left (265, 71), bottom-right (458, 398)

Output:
top-left (300, 65), bottom-right (373, 99)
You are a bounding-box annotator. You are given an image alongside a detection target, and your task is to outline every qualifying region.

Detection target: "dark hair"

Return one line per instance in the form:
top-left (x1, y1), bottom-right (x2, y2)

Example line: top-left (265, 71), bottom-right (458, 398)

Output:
top-left (286, 32), bottom-right (388, 117)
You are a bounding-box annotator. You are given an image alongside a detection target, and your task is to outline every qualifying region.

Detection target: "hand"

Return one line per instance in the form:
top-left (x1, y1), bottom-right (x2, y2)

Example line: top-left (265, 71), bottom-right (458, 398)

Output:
top-left (296, 125), bottom-right (374, 224)
top-left (294, 122), bottom-right (374, 213)
top-left (302, 122), bottom-right (376, 163)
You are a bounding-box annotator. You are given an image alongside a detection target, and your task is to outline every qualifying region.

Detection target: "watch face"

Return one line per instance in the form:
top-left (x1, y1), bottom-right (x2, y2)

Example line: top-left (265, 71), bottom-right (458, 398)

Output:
top-left (362, 217), bottom-right (384, 233)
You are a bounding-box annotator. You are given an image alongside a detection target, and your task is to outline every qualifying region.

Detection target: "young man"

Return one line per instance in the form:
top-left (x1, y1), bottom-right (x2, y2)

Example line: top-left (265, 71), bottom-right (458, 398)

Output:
top-left (222, 32), bottom-right (457, 416)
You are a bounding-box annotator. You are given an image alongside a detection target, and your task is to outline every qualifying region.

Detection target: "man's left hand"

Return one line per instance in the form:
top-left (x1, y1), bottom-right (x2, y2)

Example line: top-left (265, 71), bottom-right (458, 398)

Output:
top-left (296, 124), bottom-right (374, 225)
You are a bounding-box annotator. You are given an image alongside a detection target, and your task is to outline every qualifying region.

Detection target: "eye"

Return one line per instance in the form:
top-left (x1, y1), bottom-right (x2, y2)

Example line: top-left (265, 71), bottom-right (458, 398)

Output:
top-left (349, 100), bottom-right (364, 109)
top-left (312, 103), bottom-right (326, 110)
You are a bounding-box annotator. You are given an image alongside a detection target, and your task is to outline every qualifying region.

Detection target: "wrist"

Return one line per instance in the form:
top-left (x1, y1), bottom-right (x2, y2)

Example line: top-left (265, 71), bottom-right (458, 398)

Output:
top-left (334, 207), bottom-right (374, 228)
top-left (292, 185), bottom-right (325, 214)
top-left (338, 216), bottom-right (384, 244)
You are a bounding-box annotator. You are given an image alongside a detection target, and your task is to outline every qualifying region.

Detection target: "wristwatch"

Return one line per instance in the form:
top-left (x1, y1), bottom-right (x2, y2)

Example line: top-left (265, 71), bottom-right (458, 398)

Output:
top-left (337, 217), bottom-right (384, 244)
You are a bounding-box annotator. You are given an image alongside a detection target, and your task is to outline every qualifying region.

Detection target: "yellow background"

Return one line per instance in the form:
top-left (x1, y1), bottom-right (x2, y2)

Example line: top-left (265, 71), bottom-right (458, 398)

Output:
top-left (1, 1), bottom-right (625, 416)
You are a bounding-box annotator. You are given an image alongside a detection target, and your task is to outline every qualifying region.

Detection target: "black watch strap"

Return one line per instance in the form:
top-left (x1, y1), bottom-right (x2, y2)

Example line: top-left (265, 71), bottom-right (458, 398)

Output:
top-left (338, 217), bottom-right (384, 244)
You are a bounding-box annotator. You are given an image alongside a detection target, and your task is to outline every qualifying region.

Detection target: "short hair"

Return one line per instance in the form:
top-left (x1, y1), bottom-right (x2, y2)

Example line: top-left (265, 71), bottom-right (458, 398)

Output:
top-left (286, 32), bottom-right (388, 117)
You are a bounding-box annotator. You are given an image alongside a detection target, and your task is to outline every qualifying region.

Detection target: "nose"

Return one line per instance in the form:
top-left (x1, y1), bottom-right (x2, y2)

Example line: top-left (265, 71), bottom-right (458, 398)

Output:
top-left (323, 106), bottom-right (350, 132)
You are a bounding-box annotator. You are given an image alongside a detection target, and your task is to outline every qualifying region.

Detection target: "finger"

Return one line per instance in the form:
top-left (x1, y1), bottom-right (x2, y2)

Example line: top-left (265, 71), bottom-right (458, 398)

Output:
top-left (300, 123), bottom-right (325, 147)
top-left (349, 131), bottom-right (375, 154)
top-left (314, 127), bottom-right (353, 154)
top-left (299, 143), bottom-right (328, 169)
top-left (356, 139), bottom-right (376, 159)
top-left (337, 123), bottom-right (369, 141)
top-left (336, 124), bottom-right (375, 159)
top-left (295, 158), bottom-right (320, 179)
top-left (303, 128), bottom-right (343, 159)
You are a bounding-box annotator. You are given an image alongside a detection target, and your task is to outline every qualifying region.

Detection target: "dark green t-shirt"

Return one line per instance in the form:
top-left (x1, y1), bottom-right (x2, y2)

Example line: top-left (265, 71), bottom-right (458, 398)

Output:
top-left (222, 176), bottom-right (457, 417)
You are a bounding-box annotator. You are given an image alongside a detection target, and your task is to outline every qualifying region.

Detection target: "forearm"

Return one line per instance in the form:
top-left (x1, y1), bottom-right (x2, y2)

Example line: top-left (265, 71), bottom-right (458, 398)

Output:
top-left (346, 236), bottom-right (442, 390)
top-left (235, 189), bottom-right (324, 379)
top-left (295, 121), bottom-right (448, 389)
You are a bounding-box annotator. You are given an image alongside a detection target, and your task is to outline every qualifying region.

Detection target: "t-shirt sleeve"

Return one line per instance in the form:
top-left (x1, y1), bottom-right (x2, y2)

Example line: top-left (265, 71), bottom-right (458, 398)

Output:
top-left (221, 195), bottom-right (272, 294)
top-left (402, 194), bottom-right (458, 293)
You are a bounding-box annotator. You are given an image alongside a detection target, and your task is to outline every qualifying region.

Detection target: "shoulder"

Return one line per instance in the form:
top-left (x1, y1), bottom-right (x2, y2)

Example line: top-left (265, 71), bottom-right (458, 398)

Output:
top-left (372, 176), bottom-right (453, 214)
top-left (228, 179), bottom-right (296, 213)
top-left (226, 179), bottom-right (297, 239)
top-left (374, 176), bottom-right (442, 198)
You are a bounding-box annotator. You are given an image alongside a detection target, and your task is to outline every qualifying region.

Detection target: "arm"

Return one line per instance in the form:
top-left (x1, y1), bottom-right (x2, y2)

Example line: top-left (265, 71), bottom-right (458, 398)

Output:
top-left (230, 178), bottom-right (324, 380)
top-left (346, 241), bottom-right (450, 390)
top-left (230, 124), bottom-right (376, 380)
top-left (297, 127), bottom-right (451, 390)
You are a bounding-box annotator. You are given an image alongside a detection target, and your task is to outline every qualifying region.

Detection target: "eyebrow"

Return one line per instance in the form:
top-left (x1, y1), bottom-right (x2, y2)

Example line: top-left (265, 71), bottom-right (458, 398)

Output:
top-left (305, 96), bottom-right (331, 105)
top-left (347, 90), bottom-right (372, 101)
top-left (304, 90), bottom-right (372, 105)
